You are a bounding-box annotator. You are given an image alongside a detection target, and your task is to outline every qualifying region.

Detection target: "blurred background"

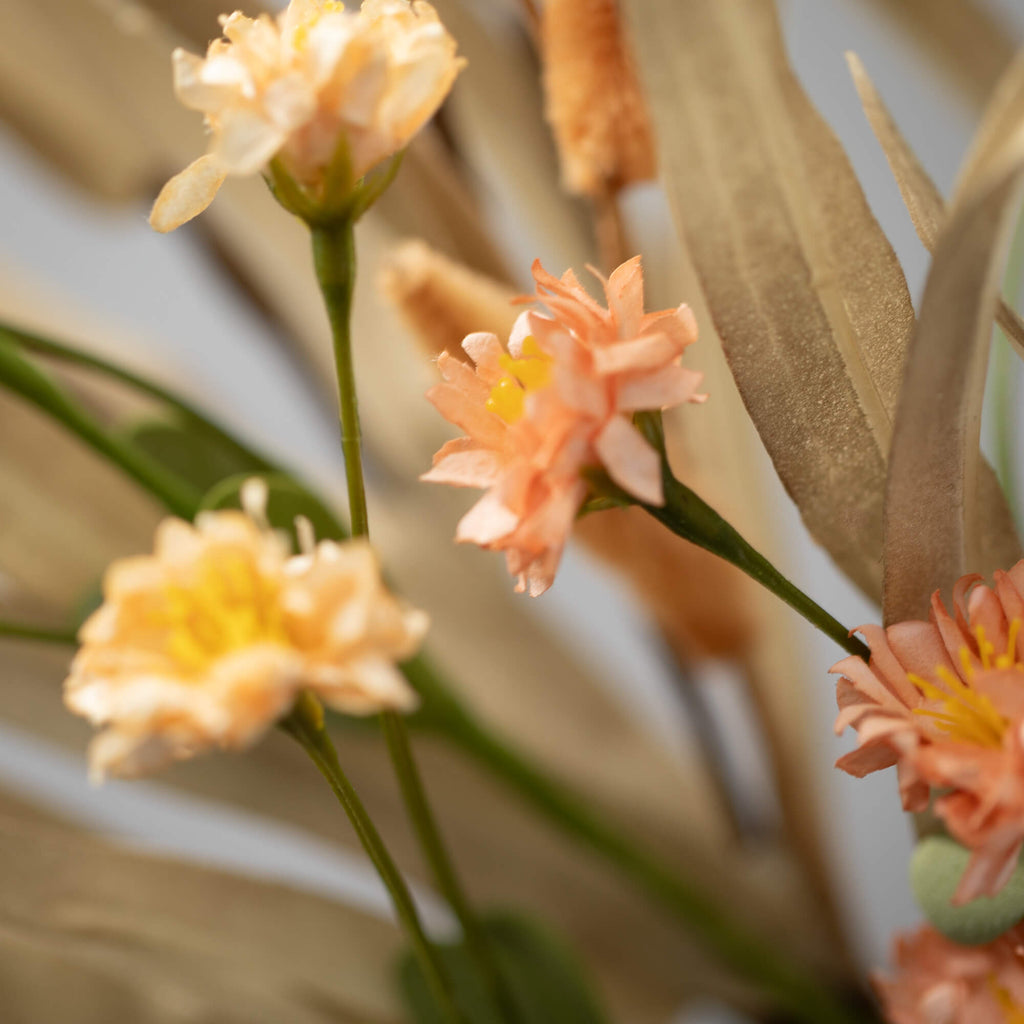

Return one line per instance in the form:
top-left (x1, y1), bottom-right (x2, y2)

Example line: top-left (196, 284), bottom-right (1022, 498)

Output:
top-left (1, 1), bottom-right (1023, 1022)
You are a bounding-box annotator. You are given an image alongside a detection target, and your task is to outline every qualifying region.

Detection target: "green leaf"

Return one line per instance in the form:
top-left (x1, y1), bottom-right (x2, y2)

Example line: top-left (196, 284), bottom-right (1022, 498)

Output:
top-left (397, 911), bottom-right (609, 1024)
top-left (910, 835), bottom-right (1024, 945)
top-left (120, 417), bottom-right (265, 495)
top-left (199, 471), bottom-right (348, 545)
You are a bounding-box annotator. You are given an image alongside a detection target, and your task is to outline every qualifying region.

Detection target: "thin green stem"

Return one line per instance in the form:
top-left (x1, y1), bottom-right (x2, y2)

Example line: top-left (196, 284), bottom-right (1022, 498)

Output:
top-left (382, 710), bottom-right (519, 1024)
top-left (646, 472), bottom-right (867, 659)
top-left (0, 620), bottom-right (77, 645)
top-left (311, 221), bottom-right (368, 538)
top-left (607, 414), bottom-right (868, 660)
top-left (283, 694), bottom-right (465, 1024)
top-left (311, 216), bottom-right (513, 1018)
top-left (0, 337), bottom-right (200, 518)
top-left (405, 661), bottom-right (874, 1024)
top-left (0, 321), bottom-right (274, 476)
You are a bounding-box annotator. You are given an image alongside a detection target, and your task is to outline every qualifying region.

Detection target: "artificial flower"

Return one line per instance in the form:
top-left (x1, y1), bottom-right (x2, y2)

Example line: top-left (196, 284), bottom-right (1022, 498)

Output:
top-left (834, 561), bottom-right (1024, 902)
top-left (422, 256), bottom-right (704, 595)
top-left (875, 925), bottom-right (1024, 1024)
top-left (65, 488), bottom-right (425, 779)
top-left (150, 0), bottom-right (464, 231)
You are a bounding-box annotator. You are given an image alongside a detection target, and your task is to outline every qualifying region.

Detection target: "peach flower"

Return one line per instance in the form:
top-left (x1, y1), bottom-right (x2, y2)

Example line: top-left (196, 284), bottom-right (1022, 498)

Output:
top-left (875, 925), bottom-right (1024, 1024)
top-left (834, 561), bottom-right (1024, 903)
top-left (422, 256), bottom-right (704, 595)
top-left (65, 492), bottom-right (425, 779)
top-left (150, 0), bottom-right (464, 231)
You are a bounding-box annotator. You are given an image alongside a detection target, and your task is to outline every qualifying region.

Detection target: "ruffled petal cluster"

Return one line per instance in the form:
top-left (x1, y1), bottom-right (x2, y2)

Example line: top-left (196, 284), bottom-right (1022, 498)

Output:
top-left (875, 925), bottom-right (1024, 1024)
top-left (834, 561), bottom-right (1024, 903)
top-left (65, 509), bottom-right (425, 779)
top-left (151, 0), bottom-right (464, 231)
top-left (423, 256), bottom-right (704, 596)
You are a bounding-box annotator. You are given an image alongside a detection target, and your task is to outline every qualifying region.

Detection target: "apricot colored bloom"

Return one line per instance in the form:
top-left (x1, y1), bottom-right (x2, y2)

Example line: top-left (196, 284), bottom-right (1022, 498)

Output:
top-left (422, 256), bottom-right (703, 596)
top-left (834, 561), bottom-right (1024, 903)
top-left (150, 0), bottom-right (463, 231)
top-left (875, 925), bottom-right (1024, 1024)
top-left (65, 502), bottom-right (425, 780)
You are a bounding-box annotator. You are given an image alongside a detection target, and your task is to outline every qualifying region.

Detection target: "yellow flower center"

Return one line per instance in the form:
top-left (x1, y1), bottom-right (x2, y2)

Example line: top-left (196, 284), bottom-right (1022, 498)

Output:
top-left (152, 553), bottom-right (288, 674)
top-left (485, 336), bottom-right (553, 424)
top-left (909, 620), bottom-right (1021, 748)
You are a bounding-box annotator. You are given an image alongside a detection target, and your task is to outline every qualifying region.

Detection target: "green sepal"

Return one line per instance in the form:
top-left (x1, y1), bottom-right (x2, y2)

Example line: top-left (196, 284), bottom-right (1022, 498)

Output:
top-left (911, 835), bottom-right (1024, 945)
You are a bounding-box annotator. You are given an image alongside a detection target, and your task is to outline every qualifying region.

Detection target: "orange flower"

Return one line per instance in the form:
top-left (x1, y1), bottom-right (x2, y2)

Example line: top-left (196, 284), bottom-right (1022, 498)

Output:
top-left (65, 492), bottom-right (425, 779)
top-left (834, 561), bottom-right (1024, 902)
top-left (422, 256), bottom-right (703, 595)
top-left (875, 925), bottom-right (1024, 1024)
top-left (150, 0), bottom-right (463, 231)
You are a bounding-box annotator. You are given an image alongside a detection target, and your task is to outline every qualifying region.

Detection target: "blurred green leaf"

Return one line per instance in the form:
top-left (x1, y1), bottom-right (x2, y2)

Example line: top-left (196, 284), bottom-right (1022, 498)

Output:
top-left (911, 835), bottom-right (1024, 945)
top-left (398, 912), bottom-right (609, 1024)
top-left (121, 416), bottom-right (265, 494)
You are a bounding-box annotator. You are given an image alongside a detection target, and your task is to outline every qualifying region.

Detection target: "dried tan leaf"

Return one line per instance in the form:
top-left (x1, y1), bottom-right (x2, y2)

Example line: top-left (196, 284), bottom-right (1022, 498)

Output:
top-left (883, 56), bottom-right (1024, 622)
top-left (621, 0), bottom-right (1013, 603)
top-left (0, 795), bottom-right (401, 1023)
top-left (847, 52), bottom-right (1024, 360)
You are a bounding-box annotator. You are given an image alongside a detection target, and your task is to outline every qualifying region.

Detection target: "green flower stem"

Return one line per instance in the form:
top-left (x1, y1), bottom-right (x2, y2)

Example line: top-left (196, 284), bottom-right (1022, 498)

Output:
top-left (381, 710), bottom-right (520, 1024)
top-left (312, 215), bottom-right (517, 1023)
top-left (644, 473), bottom-right (868, 659)
top-left (0, 620), bottom-right (77, 645)
top-left (283, 694), bottom-right (465, 1024)
top-left (311, 220), bottom-right (368, 538)
top-left (0, 336), bottom-right (200, 519)
top-left (605, 414), bottom-right (869, 660)
top-left (0, 321), bottom-right (274, 476)
top-left (405, 659), bottom-right (874, 1024)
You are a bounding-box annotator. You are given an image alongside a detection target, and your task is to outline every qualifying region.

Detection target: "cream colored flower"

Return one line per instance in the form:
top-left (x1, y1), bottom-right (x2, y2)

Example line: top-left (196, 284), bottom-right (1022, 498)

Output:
top-left (150, 0), bottom-right (464, 231)
top-left (65, 502), bottom-right (426, 780)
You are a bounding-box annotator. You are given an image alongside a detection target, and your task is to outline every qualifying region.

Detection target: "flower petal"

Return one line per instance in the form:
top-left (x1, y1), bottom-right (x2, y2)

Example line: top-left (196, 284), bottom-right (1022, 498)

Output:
top-left (149, 155), bottom-right (227, 233)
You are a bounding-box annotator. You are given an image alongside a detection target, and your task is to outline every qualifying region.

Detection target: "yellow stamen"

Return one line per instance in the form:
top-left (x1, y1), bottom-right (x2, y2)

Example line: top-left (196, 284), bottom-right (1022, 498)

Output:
top-left (997, 618), bottom-right (1023, 669)
top-left (150, 554), bottom-right (288, 675)
top-left (485, 336), bottom-right (553, 424)
top-left (908, 657), bottom-right (1008, 749)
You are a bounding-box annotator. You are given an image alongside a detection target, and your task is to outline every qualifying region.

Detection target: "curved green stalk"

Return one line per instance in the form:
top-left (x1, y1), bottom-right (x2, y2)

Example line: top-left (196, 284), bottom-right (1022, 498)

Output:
top-left (0, 321), bottom-right (275, 478)
top-left (283, 694), bottom-right (464, 1024)
top-left (0, 336), bottom-right (200, 518)
top-left (0, 620), bottom-right (77, 645)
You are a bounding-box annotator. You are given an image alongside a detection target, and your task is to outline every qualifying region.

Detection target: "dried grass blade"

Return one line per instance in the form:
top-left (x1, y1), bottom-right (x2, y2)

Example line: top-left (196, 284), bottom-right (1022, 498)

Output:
top-left (848, 51), bottom-right (1024, 361)
top-left (883, 56), bottom-right (1024, 623)
top-left (623, 0), bottom-right (917, 601)
top-left (0, 798), bottom-right (401, 1023)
